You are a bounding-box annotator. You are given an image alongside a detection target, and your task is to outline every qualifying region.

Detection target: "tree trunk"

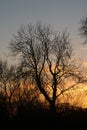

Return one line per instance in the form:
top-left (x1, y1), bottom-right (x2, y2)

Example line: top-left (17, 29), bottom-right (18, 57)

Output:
top-left (50, 101), bottom-right (56, 114)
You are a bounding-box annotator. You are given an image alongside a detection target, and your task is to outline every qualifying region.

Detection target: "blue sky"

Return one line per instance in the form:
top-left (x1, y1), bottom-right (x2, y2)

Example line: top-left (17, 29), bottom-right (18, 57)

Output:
top-left (0, 0), bottom-right (87, 64)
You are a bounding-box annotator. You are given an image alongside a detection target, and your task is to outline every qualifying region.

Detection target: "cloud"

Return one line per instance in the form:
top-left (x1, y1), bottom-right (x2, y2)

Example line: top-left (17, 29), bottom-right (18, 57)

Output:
top-left (80, 47), bottom-right (87, 50)
top-left (82, 62), bottom-right (87, 68)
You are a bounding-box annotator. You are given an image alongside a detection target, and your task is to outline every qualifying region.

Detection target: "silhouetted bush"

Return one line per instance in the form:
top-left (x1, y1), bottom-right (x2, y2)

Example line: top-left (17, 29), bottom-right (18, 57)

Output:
top-left (0, 97), bottom-right (87, 129)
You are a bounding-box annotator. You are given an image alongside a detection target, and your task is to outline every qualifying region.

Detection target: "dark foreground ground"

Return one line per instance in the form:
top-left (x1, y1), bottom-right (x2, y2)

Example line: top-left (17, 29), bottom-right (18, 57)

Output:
top-left (1, 108), bottom-right (87, 130)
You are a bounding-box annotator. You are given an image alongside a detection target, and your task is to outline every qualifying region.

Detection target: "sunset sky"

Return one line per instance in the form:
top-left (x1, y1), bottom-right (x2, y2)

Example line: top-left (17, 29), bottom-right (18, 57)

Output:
top-left (0, 0), bottom-right (87, 65)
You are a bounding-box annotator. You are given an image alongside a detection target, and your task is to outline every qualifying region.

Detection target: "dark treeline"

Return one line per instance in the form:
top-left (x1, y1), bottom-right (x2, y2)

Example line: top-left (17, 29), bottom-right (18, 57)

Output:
top-left (0, 20), bottom-right (87, 129)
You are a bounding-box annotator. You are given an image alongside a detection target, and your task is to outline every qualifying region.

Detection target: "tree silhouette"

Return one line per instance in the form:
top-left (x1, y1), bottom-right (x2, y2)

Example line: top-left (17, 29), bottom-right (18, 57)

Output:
top-left (79, 16), bottom-right (87, 44)
top-left (9, 22), bottom-right (84, 113)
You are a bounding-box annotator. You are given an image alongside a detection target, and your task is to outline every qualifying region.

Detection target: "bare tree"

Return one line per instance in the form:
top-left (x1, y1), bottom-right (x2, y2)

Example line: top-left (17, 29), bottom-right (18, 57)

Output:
top-left (0, 60), bottom-right (17, 116)
top-left (9, 22), bottom-right (83, 112)
top-left (79, 16), bottom-right (87, 44)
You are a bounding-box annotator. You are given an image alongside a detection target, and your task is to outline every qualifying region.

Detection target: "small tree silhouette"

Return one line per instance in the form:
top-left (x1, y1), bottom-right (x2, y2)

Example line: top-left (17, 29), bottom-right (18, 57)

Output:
top-left (79, 16), bottom-right (87, 44)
